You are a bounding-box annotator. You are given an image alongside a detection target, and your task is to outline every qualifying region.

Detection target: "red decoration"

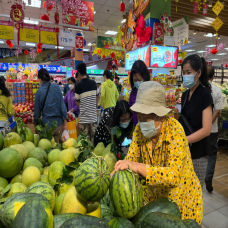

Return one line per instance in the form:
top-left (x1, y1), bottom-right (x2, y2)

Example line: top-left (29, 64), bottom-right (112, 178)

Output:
top-left (114, 59), bottom-right (118, 65)
top-left (6, 40), bottom-right (12, 45)
top-left (211, 48), bottom-right (218, 55)
top-left (226, 64), bottom-right (228, 68)
top-left (193, 2), bottom-right (198, 14)
top-left (43, 1), bottom-right (53, 11)
top-left (97, 48), bottom-right (101, 55)
top-left (37, 49), bottom-right (42, 54)
top-left (111, 52), bottom-right (116, 59)
top-left (179, 59), bottom-right (183, 64)
top-left (54, 12), bottom-right (59, 24)
top-left (102, 55), bottom-right (106, 59)
top-left (41, 14), bottom-right (49, 21)
top-left (55, 27), bottom-right (60, 33)
top-left (75, 35), bottom-right (84, 50)
top-left (24, 50), bottom-right (29, 55)
top-left (120, 1), bottom-right (125, 12)
top-left (10, 3), bottom-right (25, 23)
top-left (37, 43), bottom-right (42, 49)
top-left (9, 43), bottom-right (13, 49)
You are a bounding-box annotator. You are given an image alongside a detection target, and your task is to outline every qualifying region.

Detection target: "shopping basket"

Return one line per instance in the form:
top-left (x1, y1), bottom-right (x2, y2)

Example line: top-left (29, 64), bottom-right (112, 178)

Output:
top-left (0, 116), bottom-right (17, 137)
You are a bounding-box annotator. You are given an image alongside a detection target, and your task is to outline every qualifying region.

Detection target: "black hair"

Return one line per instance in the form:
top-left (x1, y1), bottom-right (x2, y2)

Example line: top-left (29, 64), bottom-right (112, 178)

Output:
top-left (59, 82), bottom-right (62, 85)
top-left (115, 77), bottom-right (120, 81)
top-left (182, 54), bottom-right (211, 90)
top-left (207, 65), bottom-right (215, 80)
top-left (68, 77), bottom-right (76, 84)
top-left (38, 69), bottom-right (50, 82)
top-left (103, 69), bottom-right (112, 79)
top-left (0, 77), bottom-right (10, 97)
top-left (112, 65), bottom-right (116, 70)
top-left (77, 62), bottom-right (87, 76)
top-left (130, 60), bottom-right (150, 89)
top-left (76, 72), bottom-right (79, 78)
top-left (1, 76), bottom-right (6, 82)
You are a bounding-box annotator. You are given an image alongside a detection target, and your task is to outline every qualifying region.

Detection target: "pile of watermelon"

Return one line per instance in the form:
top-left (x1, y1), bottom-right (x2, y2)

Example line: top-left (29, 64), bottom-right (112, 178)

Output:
top-left (0, 132), bottom-right (201, 228)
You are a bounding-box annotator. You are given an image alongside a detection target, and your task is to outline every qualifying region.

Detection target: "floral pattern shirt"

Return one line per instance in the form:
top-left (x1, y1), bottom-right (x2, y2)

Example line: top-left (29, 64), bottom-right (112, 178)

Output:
top-left (125, 117), bottom-right (203, 224)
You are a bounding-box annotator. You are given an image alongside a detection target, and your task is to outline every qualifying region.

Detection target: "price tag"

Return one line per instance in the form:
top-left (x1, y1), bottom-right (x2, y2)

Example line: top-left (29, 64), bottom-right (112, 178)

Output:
top-left (20, 24), bottom-right (39, 43)
top-left (40, 30), bottom-right (57, 45)
top-left (0, 25), bottom-right (14, 40)
top-left (59, 29), bottom-right (75, 47)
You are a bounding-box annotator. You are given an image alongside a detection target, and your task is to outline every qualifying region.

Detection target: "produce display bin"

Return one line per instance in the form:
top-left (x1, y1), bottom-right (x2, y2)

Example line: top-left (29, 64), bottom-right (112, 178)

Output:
top-left (218, 109), bottom-right (228, 140)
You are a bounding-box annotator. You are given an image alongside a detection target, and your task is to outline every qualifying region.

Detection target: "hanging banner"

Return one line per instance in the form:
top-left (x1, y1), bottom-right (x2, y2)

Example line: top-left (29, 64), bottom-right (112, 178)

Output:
top-left (59, 29), bottom-right (75, 47)
top-left (193, 2), bottom-right (198, 14)
top-left (75, 35), bottom-right (84, 50)
top-left (153, 22), bottom-right (164, 45)
top-left (0, 21), bottom-right (14, 40)
top-left (40, 27), bottom-right (57, 45)
top-left (203, 4), bottom-right (208, 16)
top-left (20, 24), bottom-right (39, 43)
top-left (62, 1), bottom-right (94, 32)
top-left (97, 36), bottom-right (124, 51)
top-left (172, 17), bottom-right (189, 46)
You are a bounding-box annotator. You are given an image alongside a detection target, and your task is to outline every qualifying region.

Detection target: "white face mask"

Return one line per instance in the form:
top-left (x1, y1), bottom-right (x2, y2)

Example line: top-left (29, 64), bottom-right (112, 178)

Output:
top-left (69, 84), bottom-right (74, 90)
top-left (139, 116), bottom-right (160, 138)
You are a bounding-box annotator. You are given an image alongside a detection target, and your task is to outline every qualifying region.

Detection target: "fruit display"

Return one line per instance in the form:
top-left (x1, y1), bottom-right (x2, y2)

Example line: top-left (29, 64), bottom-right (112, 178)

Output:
top-left (0, 129), bottom-right (201, 228)
top-left (14, 102), bottom-right (34, 114)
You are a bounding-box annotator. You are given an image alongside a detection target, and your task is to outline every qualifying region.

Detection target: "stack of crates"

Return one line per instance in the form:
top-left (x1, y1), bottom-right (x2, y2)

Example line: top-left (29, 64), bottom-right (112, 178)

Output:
top-left (13, 83), bottom-right (26, 104)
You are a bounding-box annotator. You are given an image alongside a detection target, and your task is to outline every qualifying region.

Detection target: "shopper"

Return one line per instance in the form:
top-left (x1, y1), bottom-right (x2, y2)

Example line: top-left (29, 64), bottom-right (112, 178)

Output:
top-left (114, 81), bottom-right (203, 225)
top-left (76, 72), bottom-right (80, 85)
top-left (181, 54), bottom-right (213, 188)
top-left (111, 65), bottom-right (117, 81)
top-left (94, 100), bottom-right (133, 148)
top-left (0, 77), bottom-right (15, 129)
top-left (63, 78), bottom-right (70, 96)
top-left (64, 77), bottom-right (79, 116)
top-left (205, 66), bottom-right (223, 192)
top-left (129, 60), bottom-right (150, 127)
top-left (98, 69), bottom-right (119, 113)
top-left (34, 68), bottom-right (68, 143)
top-left (58, 81), bottom-right (63, 92)
top-left (75, 63), bottom-right (99, 142)
top-left (115, 77), bottom-right (123, 93)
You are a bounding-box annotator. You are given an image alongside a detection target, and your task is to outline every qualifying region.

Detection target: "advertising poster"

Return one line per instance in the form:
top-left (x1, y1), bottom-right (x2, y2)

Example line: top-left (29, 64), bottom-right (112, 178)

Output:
top-left (0, 21), bottom-right (14, 40)
top-left (97, 36), bottom-right (124, 51)
top-left (59, 29), bottom-right (75, 47)
top-left (150, 46), bottom-right (178, 68)
top-left (125, 45), bottom-right (150, 71)
top-left (20, 24), bottom-right (39, 43)
top-left (40, 27), bottom-right (57, 45)
top-left (62, 1), bottom-right (94, 32)
top-left (172, 17), bottom-right (189, 46)
top-left (153, 22), bottom-right (164, 45)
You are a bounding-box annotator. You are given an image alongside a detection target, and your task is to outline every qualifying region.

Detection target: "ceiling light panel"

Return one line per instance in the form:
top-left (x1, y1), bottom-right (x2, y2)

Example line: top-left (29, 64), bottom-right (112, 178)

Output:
top-left (185, 49), bottom-right (195, 52)
top-left (24, 0), bottom-right (41, 8)
top-left (217, 53), bottom-right (227, 55)
top-left (24, 19), bottom-right (39, 25)
top-left (26, 43), bottom-right (36, 46)
top-left (105, 31), bottom-right (118, 35)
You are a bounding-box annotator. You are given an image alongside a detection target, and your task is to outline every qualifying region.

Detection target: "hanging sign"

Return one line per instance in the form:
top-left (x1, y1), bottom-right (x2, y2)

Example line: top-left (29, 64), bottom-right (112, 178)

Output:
top-left (75, 35), bottom-right (84, 50)
top-left (153, 22), bottom-right (164, 45)
top-left (193, 2), bottom-right (198, 14)
top-left (0, 21), bottom-right (14, 40)
top-left (203, 4), bottom-right (208, 16)
top-left (212, 17), bottom-right (223, 31)
top-left (40, 27), bottom-right (57, 45)
top-left (20, 24), bottom-right (39, 43)
top-left (59, 29), bottom-right (75, 47)
top-left (10, 3), bottom-right (25, 23)
top-left (172, 17), bottom-right (189, 46)
top-left (97, 36), bottom-right (124, 51)
top-left (212, 0), bottom-right (224, 15)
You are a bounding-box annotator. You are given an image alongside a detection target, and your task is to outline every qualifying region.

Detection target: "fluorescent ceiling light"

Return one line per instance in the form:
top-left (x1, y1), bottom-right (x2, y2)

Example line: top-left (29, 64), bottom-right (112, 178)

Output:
top-left (87, 43), bottom-right (92, 46)
top-left (83, 49), bottom-right (89, 51)
top-left (94, 11), bottom-right (96, 14)
top-left (26, 43), bottom-right (35, 46)
top-left (0, 41), bottom-right (4, 44)
top-left (105, 31), bottom-right (118, 35)
top-left (55, 46), bottom-right (64, 49)
top-left (121, 19), bottom-right (126, 23)
top-left (23, 19), bottom-right (39, 25)
top-left (197, 50), bottom-right (206, 53)
top-left (206, 44), bottom-right (216, 47)
top-left (185, 49), bottom-right (195, 52)
top-left (211, 59), bottom-right (219, 60)
top-left (188, 41), bottom-right (191, 43)
top-left (87, 64), bottom-right (97, 68)
top-left (24, 0), bottom-right (41, 8)
top-left (217, 53), bottom-right (227, 55)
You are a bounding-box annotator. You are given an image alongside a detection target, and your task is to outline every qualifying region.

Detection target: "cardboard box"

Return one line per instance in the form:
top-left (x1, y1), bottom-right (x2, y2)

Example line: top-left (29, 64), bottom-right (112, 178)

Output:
top-left (26, 124), bottom-right (36, 134)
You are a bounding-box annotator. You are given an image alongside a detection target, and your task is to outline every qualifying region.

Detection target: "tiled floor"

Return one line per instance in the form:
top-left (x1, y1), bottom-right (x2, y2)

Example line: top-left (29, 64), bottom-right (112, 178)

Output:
top-left (202, 148), bottom-right (228, 228)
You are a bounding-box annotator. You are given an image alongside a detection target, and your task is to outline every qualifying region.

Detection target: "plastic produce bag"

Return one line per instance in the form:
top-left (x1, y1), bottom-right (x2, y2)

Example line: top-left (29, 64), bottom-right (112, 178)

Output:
top-left (62, 130), bottom-right (70, 142)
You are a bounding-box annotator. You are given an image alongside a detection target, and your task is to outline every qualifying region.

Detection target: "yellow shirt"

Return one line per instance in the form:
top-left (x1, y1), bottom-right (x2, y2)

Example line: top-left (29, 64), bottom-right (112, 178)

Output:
top-left (0, 91), bottom-right (15, 122)
top-left (125, 117), bottom-right (203, 224)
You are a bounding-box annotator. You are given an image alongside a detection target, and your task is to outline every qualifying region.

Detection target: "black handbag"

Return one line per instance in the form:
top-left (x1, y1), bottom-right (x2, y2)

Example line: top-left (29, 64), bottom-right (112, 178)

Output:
top-left (178, 90), bottom-right (194, 136)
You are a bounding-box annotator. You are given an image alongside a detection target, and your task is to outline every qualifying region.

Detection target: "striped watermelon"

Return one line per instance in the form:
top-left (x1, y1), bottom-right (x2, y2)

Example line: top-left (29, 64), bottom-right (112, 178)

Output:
top-left (0, 193), bottom-right (51, 228)
top-left (108, 217), bottom-right (135, 228)
top-left (26, 181), bottom-right (55, 211)
top-left (110, 170), bottom-right (143, 219)
top-left (54, 213), bottom-right (81, 228)
top-left (75, 157), bottom-right (110, 202)
top-left (101, 204), bottom-right (114, 219)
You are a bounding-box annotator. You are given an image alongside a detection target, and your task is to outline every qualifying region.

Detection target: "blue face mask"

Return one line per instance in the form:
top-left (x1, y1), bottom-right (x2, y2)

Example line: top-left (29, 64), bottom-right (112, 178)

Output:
top-left (139, 116), bottom-right (160, 138)
top-left (183, 72), bottom-right (198, 89)
top-left (134, 81), bottom-right (143, 89)
top-left (119, 121), bottom-right (130, 129)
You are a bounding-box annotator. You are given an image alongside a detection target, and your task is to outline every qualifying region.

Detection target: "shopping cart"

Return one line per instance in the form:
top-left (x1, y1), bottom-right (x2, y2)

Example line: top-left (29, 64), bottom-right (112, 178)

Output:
top-left (0, 116), bottom-right (17, 137)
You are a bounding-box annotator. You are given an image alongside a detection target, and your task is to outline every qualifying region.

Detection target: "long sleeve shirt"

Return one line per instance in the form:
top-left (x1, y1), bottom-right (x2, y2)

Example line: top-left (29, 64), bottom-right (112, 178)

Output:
top-left (34, 82), bottom-right (68, 128)
top-left (64, 90), bottom-right (79, 115)
top-left (129, 88), bottom-right (138, 126)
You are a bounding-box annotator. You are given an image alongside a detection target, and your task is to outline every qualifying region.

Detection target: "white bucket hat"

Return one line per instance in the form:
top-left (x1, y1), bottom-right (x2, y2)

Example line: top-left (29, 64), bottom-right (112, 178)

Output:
top-left (130, 81), bottom-right (171, 116)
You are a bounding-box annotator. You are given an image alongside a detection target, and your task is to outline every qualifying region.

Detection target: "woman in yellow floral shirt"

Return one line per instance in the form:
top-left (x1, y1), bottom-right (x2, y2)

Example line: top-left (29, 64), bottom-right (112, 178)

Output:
top-left (115, 81), bottom-right (203, 225)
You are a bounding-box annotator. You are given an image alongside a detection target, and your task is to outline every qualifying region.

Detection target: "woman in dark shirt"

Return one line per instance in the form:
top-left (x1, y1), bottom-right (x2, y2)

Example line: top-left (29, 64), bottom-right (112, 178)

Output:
top-left (181, 54), bottom-right (213, 188)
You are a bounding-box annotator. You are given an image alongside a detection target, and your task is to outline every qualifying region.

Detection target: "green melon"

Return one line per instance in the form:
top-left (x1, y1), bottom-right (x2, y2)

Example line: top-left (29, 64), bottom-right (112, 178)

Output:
top-left (24, 128), bottom-right (34, 142)
top-left (0, 148), bottom-right (23, 178)
top-left (108, 217), bottom-right (135, 228)
top-left (7, 183), bottom-right (27, 197)
top-left (26, 181), bottom-right (55, 211)
top-left (0, 177), bottom-right (8, 189)
top-left (54, 213), bottom-right (81, 228)
top-left (4, 132), bottom-right (22, 148)
top-left (48, 161), bottom-right (65, 187)
top-left (48, 149), bottom-right (61, 165)
top-left (38, 139), bottom-right (52, 152)
top-left (41, 174), bottom-right (49, 183)
top-left (22, 141), bottom-right (36, 153)
top-left (28, 147), bottom-right (48, 166)
top-left (183, 219), bottom-right (201, 228)
top-left (101, 204), bottom-right (113, 219)
top-left (54, 193), bottom-right (66, 215)
top-left (110, 170), bottom-right (143, 219)
top-left (9, 144), bottom-right (29, 161)
top-left (23, 158), bottom-right (43, 174)
top-left (10, 174), bottom-right (22, 184)
top-left (94, 142), bottom-right (105, 156)
top-left (75, 157), bottom-right (110, 202)
top-left (132, 198), bottom-right (181, 228)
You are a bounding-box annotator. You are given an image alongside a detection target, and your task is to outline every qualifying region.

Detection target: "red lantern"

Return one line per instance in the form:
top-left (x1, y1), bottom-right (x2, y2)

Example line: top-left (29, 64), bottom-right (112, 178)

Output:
top-left (102, 55), bottom-right (106, 59)
top-left (54, 12), bottom-right (59, 24)
top-left (41, 14), bottom-right (49, 21)
top-left (120, 1), bottom-right (125, 13)
top-left (179, 59), bottom-right (183, 64)
top-left (24, 50), bottom-right (29, 55)
top-left (226, 64), bottom-right (228, 68)
top-left (211, 48), bottom-right (218, 55)
top-left (37, 43), bottom-right (42, 49)
top-left (37, 49), bottom-right (42, 54)
top-left (43, 1), bottom-right (53, 11)
top-left (114, 59), bottom-right (118, 65)
top-left (9, 43), bottom-right (13, 49)
top-left (6, 40), bottom-right (11, 45)
top-left (55, 27), bottom-right (60, 33)
top-left (111, 52), bottom-right (116, 59)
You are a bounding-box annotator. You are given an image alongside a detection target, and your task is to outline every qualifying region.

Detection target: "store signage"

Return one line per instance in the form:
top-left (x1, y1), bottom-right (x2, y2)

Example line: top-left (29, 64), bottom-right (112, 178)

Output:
top-left (0, 21), bottom-right (14, 40)
top-left (0, 63), bottom-right (9, 71)
top-left (66, 70), bottom-right (72, 78)
top-left (125, 45), bottom-right (150, 71)
top-left (40, 27), bottom-right (57, 45)
top-left (87, 69), bottom-right (104, 75)
top-left (59, 29), bottom-right (75, 47)
top-left (97, 36), bottom-right (124, 51)
top-left (8, 63), bottom-right (18, 70)
top-left (212, 0), bottom-right (224, 15)
top-left (20, 24), bottom-right (39, 43)
top-left (10, 3), bottom-right (25, 23)
top-left (62, 1), bottom-right (94, 32)
top-left (150, 45), bottom-right (178, 68)
top-left (153, 22), bottom-right (164, 45)
top-left (75, 35), bottom-right (84, 49)
top-left (39, 65), bottom-right (66, 73)
top-left (193, 2), bottom-right (198, 14)
top-left (212, 17), bottom-right (223, 32)
top-left (203, 4), bottom-right (208, 16)
top-left (172, 17), bottom-right (189, 46)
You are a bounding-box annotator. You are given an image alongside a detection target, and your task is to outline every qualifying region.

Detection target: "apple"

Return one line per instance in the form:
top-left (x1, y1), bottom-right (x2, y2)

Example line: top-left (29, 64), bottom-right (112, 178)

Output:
top-left (25, 102), bottom-right (28, 106)
top-left (22, 102), bottom-right (25, 105)
top-left (15, 103), bottom-right (18, 106)
top-left (20, 109), bottom-right (23, 113)
top-left (32, 108), bottom-right (34, 111)
top-left (30, 103), bottom-right (33, 108)
top-left (23, 118), bottom-right (27, 124)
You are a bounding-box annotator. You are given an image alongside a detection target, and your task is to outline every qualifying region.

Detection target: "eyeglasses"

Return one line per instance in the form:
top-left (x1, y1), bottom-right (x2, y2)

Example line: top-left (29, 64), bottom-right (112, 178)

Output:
top-left (120, 117), bottom-right (132, 123)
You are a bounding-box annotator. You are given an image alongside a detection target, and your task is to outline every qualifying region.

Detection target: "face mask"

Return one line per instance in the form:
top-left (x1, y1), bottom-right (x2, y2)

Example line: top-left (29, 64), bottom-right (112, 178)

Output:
top-left (69, 84), bottom-right (74, 90)
top-left (119, 120), bottom-right (130, 129)
top-left (139, 117), bottom-right (160, 138)
top-left (183, 72), bottom-right (198, 89)
top-left (134, 81), bottom-right (143, 89)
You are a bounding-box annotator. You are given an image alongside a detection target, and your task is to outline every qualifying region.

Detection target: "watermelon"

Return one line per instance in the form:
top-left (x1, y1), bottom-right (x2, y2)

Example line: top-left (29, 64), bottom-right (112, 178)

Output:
top-left (12, 200), bottom-right (53, 228)
top-left (103, 216), bottom-right (115, 223)
top-left (59, 215), bottom-right (111, 228)
top-left (101, 204), bottom-right (113, 218)
top-left (75, 157), bottom-right (110, 202)
top-left (54, 213), bottom-right (81, 228)
top-left (141, 212), bottom-right (189, 228)
top-left (132, 198), bottom-right (181, 228)
top-left (0, 193), bottom-right (51, 228)
top-left (101, 190), bottom-right (111, 207)
top-left (110, 170), bottom-right (143, 219)
top-left (108, 217), bottom-right (135, 228)
top-left (26, 181), bottom-right (55, 211)
top-left (183, 219), bottom-right (201, 228)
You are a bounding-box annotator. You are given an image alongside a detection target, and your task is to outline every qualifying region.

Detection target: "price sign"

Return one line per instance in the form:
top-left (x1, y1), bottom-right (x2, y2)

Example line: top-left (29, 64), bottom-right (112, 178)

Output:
top-left (40, 27), bottom-right (57, 45)
top-left (75, 36), bottom-right (84, 50)
top-left (0, 21), bottom-right (14, 40)
top-left (59, 29), bottom-right (75, 47)
top-left (20, 24), bottom-right (39, 43)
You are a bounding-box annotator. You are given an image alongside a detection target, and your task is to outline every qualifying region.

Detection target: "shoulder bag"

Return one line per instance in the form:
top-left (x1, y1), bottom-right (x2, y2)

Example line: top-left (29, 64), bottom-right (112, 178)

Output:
top-left (41, 82), bottom-right (51, 112)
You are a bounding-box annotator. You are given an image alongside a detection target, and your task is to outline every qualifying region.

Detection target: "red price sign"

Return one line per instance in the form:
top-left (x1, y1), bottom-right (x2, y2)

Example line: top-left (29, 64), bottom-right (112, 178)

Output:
top-left (75, 36), bottom-right (84, 50)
